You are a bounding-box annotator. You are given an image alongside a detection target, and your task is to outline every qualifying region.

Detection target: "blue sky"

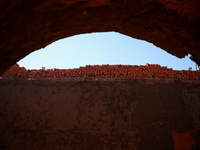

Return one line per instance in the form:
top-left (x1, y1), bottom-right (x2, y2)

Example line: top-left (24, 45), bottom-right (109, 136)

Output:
top-left (18, 32), bottom-right (196, 70)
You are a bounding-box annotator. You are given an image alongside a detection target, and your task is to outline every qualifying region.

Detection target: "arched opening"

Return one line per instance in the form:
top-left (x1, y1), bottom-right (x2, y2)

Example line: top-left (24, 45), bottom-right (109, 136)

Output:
top-left (0, 0), bottom-right (200, 75)
top-left (17, 32), bottom-right (196, 71)
top-left (1, 1), bottom-right (200, 149)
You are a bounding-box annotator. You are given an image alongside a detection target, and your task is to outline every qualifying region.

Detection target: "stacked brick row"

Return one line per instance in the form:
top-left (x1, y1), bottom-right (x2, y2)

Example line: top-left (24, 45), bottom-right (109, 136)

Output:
top-left (1, 64), bottom-right (200, 80)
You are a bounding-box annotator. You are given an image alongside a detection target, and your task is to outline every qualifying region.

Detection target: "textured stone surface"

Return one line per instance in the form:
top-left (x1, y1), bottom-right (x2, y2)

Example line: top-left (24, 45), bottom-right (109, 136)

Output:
top-left (0, 0), bottom-right (200, 75)
top-left (2, 63), bottom-right (200, 80)
top-left (0, 77), bottom-right (199, 149)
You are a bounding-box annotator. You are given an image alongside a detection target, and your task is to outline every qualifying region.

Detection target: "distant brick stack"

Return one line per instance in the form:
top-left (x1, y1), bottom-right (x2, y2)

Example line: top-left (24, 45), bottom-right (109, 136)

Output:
top-left (1, 63), bottom-right (200, 80)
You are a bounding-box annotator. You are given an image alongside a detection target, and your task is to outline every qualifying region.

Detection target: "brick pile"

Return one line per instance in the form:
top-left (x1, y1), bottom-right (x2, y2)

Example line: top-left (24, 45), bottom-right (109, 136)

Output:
top-left (1, 63), bottom-right (200, 80)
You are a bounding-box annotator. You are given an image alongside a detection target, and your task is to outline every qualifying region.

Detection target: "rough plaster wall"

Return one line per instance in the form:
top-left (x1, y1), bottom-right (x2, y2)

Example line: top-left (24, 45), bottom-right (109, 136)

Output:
top-left (0, 78), bottom-right (199, 149)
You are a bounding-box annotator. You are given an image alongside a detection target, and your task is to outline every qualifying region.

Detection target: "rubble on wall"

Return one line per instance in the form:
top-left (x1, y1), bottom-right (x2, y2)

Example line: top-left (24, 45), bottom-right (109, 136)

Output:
top-left (1, 63), bottom-right (200, 80)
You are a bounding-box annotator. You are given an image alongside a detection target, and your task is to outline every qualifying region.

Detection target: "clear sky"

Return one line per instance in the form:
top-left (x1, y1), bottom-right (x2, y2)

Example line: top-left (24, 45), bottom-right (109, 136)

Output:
top-left (18, 32), bottom-right (196, 70)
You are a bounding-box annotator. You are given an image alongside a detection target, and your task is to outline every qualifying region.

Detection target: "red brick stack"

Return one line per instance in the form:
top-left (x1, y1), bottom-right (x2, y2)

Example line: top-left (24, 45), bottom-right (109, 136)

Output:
top-left (1, 63), bottom-right (200, 80)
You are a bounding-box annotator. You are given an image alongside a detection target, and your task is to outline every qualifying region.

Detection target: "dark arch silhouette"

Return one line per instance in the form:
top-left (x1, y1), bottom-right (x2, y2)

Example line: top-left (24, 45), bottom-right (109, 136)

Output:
top-left (0, 0), bottom-right (200, 74)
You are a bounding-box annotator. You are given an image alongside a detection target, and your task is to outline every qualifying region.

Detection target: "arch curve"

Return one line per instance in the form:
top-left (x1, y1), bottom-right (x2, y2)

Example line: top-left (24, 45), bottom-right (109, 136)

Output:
top-left (0, 0), bottom-right (200, 74)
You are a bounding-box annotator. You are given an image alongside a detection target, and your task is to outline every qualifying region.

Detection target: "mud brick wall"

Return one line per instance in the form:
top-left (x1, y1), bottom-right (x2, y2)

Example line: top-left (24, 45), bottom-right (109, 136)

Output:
top-left (0, 77), bottom-right (200, 150)
top-left (1, 63), bottom-right (200, 80)
top-left (1, 64), bottom-right (200, 150)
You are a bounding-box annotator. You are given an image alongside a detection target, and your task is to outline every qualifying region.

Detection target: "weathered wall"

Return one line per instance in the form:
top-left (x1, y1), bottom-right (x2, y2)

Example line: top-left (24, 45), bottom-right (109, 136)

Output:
top-left (2, 63), bottom-right (200, 79)
top-left (0, 77), bottom-right (199, 149)
top-left (0, 0), bottom-right (200, 75)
